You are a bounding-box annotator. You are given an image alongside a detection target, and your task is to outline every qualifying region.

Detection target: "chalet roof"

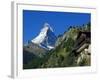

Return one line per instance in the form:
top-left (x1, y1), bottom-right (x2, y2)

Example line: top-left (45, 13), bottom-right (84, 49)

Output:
top-left (76, 31), bottom-right (91, 40)
top-left (72, 31), bottom-right (91, 54)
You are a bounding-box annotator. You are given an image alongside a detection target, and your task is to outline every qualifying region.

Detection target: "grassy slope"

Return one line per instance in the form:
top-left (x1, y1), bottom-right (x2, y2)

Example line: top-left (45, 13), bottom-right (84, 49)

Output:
top-left (23, 23), bottom-right (91, 69)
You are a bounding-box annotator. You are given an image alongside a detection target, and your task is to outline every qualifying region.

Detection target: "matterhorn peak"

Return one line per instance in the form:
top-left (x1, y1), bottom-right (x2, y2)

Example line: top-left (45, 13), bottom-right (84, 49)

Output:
top-left (41, 23), bottom-right (53, 32)
top-left (31, 23), bottom-right (57, 50)
top-left (44, 22), bottom-right (50, 28)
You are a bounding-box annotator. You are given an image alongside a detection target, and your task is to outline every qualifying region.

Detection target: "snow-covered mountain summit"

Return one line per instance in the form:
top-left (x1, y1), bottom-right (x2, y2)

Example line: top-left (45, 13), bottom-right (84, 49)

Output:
top-left (31, 23), bottom-right (57, 50)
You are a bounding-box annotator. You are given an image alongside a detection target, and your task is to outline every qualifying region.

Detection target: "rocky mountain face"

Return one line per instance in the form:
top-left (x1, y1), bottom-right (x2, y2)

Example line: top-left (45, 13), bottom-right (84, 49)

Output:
top-left (31, 23), bottom-right (57, 50)
top-left (23, 22), bottom-right (91, 69)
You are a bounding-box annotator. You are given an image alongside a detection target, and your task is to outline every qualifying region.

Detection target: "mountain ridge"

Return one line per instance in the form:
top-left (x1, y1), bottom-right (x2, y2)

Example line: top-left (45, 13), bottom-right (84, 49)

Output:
top-left (31, 23), bottom-right (57, 50)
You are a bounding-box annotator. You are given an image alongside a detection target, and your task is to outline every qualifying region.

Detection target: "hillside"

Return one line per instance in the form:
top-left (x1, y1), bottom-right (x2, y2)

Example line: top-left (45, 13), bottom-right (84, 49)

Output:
top-left (23, 22), bottom-right (91, 69)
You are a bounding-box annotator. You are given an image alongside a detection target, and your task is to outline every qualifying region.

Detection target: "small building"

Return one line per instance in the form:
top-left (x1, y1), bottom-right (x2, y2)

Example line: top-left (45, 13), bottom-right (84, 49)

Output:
top-left (72, 31), bottom-right (91, 56)
top-left (72, 31), bottom-right (91, 66)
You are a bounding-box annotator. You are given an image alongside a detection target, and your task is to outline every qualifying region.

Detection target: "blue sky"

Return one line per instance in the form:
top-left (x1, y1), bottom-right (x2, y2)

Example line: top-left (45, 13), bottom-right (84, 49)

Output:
top-left (23, 10), bottom-right (91, 44)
